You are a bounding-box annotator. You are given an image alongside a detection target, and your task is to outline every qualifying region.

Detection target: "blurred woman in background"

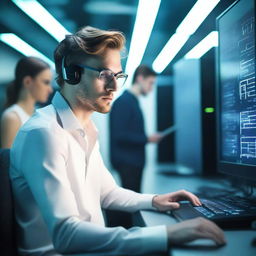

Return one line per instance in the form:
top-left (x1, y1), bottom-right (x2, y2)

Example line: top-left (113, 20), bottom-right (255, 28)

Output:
top-left (0, 56), bottom-right (53, 148)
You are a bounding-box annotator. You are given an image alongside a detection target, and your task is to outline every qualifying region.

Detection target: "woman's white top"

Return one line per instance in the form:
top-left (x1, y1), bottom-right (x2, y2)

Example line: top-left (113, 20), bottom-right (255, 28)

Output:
top-left (2, 104), bottom-right (30, 125)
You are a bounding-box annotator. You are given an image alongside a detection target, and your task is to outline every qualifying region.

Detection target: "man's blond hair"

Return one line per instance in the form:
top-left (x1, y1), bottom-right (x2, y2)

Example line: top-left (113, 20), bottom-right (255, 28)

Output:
top-left (54, 26), bottom-right (125, 87)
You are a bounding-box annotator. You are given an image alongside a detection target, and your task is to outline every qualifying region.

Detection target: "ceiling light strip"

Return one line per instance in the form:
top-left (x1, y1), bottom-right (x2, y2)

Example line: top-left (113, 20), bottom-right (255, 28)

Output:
top-left (176, 0), bottom-right (220, 35)
top-left (185, 31), bottom-right (218, 59)
top-left (12, 0), bottom-right (70, 42)
top-left (153, 33), bottom-right (189, 73)
top-left (125, 0), bottom-right (161, 80)
top-left (0, 33), bottom-right (55, 68)
top-left (152, 0), bottom-right (220, 73)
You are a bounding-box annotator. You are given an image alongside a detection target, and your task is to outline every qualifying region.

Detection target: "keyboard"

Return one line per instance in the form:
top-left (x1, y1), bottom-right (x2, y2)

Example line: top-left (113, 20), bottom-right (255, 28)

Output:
top-left (171, 195), bottom-right (256, 228)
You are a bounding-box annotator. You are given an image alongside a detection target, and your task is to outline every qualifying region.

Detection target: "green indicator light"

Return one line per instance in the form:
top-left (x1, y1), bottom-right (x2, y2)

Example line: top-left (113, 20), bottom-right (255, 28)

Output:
top-left (204, 107), bottom-right (215, 113)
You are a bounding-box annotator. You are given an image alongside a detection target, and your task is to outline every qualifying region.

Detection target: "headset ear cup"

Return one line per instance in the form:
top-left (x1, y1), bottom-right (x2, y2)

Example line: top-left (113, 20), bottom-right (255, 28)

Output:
top-left (62, 56), bottom-right (82, 85)
top-left (65, 65), bottom-right (82, 85)
top-left (74, 66), bottom-right (82, 84)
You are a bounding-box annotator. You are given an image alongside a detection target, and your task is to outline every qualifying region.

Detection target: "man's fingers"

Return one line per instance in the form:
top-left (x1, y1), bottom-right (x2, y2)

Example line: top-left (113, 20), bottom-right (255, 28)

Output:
top-left (167, 217), bottom-right (226, 246)
top-left (198, 228), bottom-right (226, 245)
top-left (168, 202), bottom-right (180, 209)
top-left (161, 202), bottom-right (180, 211)
top-left (187, 192), bottom-right (202, 206)
top-left (195, 218), bottom-right (226, 245)
top-left (178, 190), bottom-right (202, 206)
top-left (195, 229), bottom-right (225, 245)
top-left (208, 221), bottom-right (226, 244)
top-left (194, 196), bottom-right (202, 206)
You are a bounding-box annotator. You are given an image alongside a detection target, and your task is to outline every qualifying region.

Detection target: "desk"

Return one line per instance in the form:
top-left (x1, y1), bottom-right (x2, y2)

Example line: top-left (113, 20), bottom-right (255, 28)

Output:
top-left (135, 170), bottom-right (256, 256)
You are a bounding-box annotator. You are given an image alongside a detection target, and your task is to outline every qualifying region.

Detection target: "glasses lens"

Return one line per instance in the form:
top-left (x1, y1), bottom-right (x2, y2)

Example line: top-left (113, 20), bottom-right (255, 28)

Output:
top-left (99, 70), bottom-right (113, 83)
top-left (99, 70), bottom-right (127, 88)
top-left (116, 74), bottom-right (127, 88)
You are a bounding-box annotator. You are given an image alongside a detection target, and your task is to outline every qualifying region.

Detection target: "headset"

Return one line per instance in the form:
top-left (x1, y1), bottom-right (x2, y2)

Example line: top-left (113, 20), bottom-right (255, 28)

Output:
top-left (61, 55), bottom-right (82, 85)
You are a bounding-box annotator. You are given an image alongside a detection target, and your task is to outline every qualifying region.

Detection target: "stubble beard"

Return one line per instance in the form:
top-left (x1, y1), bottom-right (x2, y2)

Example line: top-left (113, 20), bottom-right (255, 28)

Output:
top-left (77, 82), bottom-right (112, 114)
top-left (77, 91), bottom-right (111, 114)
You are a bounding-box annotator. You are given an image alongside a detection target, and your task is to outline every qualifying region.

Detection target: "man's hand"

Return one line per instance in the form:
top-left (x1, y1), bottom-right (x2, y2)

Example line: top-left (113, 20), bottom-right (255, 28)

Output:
top-left (167, 217), bottom-right (226, 246)
top-left (152, 190), bottom-right (201, 211)
top-left (148, 133), bottom-right (163, 143)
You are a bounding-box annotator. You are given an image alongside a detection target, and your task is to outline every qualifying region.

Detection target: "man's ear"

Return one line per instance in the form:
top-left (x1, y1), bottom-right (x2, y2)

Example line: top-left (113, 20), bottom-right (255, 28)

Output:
top-left (23, 76), bottom-right (33, 89)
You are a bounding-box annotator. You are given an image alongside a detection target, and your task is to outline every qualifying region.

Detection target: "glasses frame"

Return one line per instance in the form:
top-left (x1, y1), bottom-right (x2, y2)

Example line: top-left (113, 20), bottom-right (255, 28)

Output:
top-left (76, 64), bottom-right (128, 88)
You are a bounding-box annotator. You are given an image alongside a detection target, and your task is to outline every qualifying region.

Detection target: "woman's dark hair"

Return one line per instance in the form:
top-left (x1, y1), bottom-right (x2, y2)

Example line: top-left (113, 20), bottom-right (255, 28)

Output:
top-left (4, 56), bottom-right (50, 108)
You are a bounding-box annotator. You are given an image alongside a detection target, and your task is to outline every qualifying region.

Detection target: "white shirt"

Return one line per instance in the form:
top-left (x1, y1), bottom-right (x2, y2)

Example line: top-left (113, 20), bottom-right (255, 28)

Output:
top-left (2, 104), bottom-right (30, 125)
top-left (10, 92), bottom-right (168, 256)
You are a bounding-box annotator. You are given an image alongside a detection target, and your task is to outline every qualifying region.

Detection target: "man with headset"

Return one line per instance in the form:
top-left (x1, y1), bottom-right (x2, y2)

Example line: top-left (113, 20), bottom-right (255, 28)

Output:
top-left (9, 26), bottom-right (225, 255)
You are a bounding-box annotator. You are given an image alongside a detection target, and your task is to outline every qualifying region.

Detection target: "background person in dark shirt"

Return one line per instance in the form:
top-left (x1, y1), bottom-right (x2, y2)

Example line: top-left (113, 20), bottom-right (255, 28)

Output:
top-left (110, 65), bottom-right (163, 193)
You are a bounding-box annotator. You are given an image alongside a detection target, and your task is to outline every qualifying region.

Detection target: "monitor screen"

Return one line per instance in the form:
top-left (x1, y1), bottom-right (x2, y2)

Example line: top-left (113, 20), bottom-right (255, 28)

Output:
top-left (217, 0), bottom-right (256, 181)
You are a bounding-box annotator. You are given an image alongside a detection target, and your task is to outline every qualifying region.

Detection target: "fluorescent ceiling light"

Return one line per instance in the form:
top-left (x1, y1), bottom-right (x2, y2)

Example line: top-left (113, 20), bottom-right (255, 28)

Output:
top-left (153, 33), bottom-right (189, 73)
top-left (153, 0), bottom-right (220, 73)
top-left (85, 2), bottom-right (136, 15)
top-left (0, 33), bottom-right (55, 68)
top-left (12, 0), bottom-right (70, 42)
top-left (125, 0), bottom-right (161, 82)
top-left (176, 0), bottom-right (220, 35)
top-left (185, 31), bottom-right (218, 59)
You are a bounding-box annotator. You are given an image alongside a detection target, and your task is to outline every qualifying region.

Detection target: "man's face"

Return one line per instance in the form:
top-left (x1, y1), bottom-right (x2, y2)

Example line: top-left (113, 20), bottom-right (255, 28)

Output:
top-left (76, 48), bottom-right (122, 113)
top-left (139, 75), bottom-right (156, 96)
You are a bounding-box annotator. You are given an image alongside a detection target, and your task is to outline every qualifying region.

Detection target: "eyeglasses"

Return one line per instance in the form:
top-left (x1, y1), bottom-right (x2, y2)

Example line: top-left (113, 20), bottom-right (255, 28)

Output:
top-left (77, 64), bottom-right (128, 89)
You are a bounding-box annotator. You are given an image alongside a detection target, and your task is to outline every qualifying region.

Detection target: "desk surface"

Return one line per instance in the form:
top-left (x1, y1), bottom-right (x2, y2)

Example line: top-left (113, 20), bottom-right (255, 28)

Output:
top-left (137, 168), bottom-right (256, 256)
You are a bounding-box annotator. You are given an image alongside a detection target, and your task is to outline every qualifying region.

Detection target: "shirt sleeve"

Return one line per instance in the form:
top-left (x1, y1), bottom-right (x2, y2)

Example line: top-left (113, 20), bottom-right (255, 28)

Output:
top-left (110, 97), bottom-right (148, 146)
top-left (98, 148), bottom-right (157, 212)
top-left (17, 127), bottom-right (168, 254)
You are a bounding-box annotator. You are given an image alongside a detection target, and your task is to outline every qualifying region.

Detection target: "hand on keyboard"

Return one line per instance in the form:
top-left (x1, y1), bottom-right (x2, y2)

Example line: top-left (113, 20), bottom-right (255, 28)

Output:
top-left (152, 189), bottom-right (202, 211)
top-left (167, 217), bottom-right (226, 246)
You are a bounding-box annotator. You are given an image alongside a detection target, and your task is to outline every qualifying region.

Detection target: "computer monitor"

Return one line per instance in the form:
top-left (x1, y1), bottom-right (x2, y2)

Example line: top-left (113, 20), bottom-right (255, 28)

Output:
top-left (217, 0), bottom-right (256, 182)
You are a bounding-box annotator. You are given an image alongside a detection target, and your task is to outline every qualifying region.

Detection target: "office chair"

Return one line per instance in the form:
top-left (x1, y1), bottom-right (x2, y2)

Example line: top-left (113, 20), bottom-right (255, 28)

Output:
top-left (0, 149), bottom-right (18, 255)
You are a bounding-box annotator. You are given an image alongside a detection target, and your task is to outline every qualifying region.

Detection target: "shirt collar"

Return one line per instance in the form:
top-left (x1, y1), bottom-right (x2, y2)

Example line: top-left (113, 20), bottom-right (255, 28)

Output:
top-left (51, 91), bottom-right (86, 136)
